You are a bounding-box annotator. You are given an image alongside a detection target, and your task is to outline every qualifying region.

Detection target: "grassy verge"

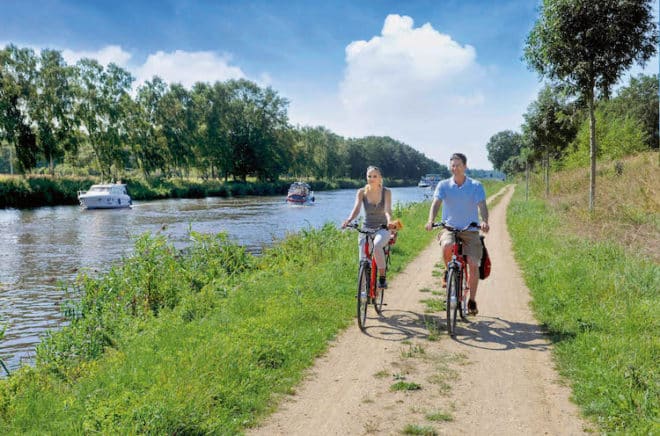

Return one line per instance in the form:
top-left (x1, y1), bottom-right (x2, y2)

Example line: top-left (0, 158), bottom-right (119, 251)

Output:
top-left (507, 186), bottom-right (659, 434)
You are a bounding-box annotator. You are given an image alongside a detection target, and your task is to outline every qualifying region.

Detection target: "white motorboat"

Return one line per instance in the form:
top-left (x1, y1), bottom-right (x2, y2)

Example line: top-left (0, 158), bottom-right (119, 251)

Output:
top-left (417, 173), bottom-right (442, 189)
top-left (286, 182), bottom-right (315, 205)
top-left (78, 183), bottom-right (132, 209)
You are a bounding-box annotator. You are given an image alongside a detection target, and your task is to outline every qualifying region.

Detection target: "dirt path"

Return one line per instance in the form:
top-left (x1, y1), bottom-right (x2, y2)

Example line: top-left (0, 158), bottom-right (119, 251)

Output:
top-left (249, 186), bottom-right (590, 435)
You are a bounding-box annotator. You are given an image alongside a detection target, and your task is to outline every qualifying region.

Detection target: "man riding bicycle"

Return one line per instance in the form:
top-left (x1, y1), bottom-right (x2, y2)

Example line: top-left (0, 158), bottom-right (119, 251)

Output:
top-left (424, 153), bottom-right (489, 315)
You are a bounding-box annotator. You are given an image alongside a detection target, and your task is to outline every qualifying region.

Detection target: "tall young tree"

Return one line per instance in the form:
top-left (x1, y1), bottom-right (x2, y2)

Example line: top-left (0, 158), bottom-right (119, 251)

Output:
top-left (0, 45), bottom-right (38, 173)
top-left (33, 49), bottom-right (76, 175)
top-left (522, 85), bottom-right (577, 196)
top-left (524, 0), bottom-right (658, 210)
top-left (225, 79), bottom-right (290, 181)
top-left (74, 59), bottom-right (134, 179)
top-left (134, 77), bottom-right (170, 176)
top-left (157, 83), bottom-right (194, 176)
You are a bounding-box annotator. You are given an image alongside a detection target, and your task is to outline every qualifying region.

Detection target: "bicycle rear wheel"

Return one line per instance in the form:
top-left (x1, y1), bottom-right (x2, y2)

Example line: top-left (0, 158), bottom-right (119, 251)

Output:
top-left (446, 268), bottom-right (460, 336)
top-left (357, 263), bottom-right (370, 331)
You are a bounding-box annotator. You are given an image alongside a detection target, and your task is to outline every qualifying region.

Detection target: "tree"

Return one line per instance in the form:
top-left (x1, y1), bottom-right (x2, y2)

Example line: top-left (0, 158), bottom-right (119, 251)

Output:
top-left (0, 45), bottom-right (38, 173)
top-left (524, 0), bottom-right (658, 210)
top-left (74, 59), bottom-right (134, 179)
top-left (134, 77), bottom-right (170, 177)
top-left (33, 49), bottom-right (76, 175)
top-left (156, 83), bottom-right (194, 176)
top-left (522, 85), bottom-right (577, 196)
top-left (486, 130), bottom-right (524, 171)
top-left (225, 80), bottom-right (290, 181)
top-left (609, 74), bottom-right (659, 150)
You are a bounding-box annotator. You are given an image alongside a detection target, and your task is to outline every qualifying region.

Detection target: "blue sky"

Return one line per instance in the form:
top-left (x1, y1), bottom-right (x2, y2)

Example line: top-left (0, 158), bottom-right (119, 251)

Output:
top-left (1, 0), bottom-right (657, 169)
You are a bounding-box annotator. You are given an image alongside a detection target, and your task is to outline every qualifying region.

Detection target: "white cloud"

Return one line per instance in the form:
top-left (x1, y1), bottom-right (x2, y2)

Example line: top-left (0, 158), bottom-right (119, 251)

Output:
top-left (330, 14), bottom-right (500, 168)
top-left (61, 45), bottom-right (132, 67)
top-left (134, 50), bottom-right (245, 88)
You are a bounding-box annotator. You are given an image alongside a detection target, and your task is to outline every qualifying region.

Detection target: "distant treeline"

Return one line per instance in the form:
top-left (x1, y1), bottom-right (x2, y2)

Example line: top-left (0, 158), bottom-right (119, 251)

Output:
top-left (0, 45), bottom-right (446, 183)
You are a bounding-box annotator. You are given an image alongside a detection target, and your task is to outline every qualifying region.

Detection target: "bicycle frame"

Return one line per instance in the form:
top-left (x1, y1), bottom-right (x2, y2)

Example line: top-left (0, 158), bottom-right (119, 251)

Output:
top-left (433, 221), bottom-right (478, 335)
top-left (361, 234), bottom-right (379, 301)
top-left (347, 223), bottom-right (392, 330)
top-left (446, 236), bottom-right (469, 318)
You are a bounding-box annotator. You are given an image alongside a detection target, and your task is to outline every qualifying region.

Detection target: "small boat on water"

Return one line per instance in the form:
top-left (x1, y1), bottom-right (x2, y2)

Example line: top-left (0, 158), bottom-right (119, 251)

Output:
top-left (417, 173), bottom-right (443, 189)
top-left (286, 182), bottom-right (315, 205)
top-left (78, 183), bottom-right (132, 209)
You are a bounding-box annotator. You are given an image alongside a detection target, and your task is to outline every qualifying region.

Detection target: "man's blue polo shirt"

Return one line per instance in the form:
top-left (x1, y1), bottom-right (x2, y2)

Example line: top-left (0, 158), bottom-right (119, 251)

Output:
top-left (433, 176), bottom-right (485, 228)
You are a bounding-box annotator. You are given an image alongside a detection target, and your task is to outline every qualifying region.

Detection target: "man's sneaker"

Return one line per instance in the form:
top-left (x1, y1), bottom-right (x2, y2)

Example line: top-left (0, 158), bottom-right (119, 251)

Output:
top-left (467, 299), bottom-right (478, 315)
top-left (378, 276), bottom-right (388, 289)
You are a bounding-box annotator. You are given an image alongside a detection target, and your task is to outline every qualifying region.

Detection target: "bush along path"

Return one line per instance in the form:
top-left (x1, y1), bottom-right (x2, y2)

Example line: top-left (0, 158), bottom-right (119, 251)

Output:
top-left (248, 185), bottom-right (591, 435)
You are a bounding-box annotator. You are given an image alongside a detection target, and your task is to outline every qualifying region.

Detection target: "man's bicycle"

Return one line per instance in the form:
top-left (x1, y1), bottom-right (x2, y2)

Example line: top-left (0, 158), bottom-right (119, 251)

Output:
top-left (346, 223), bottom-right (396, 331)
top-left (432, 221), bottom-right (479, 336)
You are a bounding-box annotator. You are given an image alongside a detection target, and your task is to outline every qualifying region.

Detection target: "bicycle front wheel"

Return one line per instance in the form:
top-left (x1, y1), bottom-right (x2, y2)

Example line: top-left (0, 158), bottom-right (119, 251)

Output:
top-left (459, 268), bottom-right (469, 321)
top-left (357, 263), bottom-right (370, 331)
top-left (446, 268), bottom-right (460, 336)
top-left (373, 281), bottom-right (385, 315)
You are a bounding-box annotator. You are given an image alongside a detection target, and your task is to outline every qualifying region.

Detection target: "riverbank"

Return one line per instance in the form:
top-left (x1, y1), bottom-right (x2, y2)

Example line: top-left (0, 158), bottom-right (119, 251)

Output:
top-left (0, 175), bottom-right (419, 209)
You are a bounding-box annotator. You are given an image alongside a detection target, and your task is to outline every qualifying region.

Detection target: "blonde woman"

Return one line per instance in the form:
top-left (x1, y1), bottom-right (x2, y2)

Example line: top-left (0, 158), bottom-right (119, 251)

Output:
top-left (342, 166), bottom-right (394, 288)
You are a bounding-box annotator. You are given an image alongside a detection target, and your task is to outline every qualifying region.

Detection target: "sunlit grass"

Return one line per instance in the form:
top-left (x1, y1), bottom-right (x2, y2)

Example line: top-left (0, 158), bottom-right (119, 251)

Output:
top-left (508, 154), bottom-right (659, 434)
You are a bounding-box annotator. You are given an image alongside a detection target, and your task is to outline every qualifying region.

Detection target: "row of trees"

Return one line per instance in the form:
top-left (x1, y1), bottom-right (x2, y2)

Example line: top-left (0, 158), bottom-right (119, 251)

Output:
top-left (0, 45), bottom-right (444, 182)
top-left (486, 0), bottom-right (657, 209)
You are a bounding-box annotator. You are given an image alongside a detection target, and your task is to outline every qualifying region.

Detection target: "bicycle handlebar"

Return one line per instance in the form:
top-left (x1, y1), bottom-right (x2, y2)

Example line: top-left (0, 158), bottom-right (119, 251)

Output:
top-left (431, 221), bottom-right (479, 232)
top-left (345, 222), bottom-right (388, 234)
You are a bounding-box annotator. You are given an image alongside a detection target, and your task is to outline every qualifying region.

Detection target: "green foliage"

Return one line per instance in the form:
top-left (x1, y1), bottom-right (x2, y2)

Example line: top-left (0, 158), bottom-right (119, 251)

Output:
top-left (609, 74), bottom-right (659, 150)
top-left (524, 0), bottom-right (657, 96)
top-left (1, 44), bottom-right (449, 185)
top-left (486, 130), bottom-right (524, 171)
top-left (0, 175), bottom-right (94, 207)
top-left (507, 187), bottom-right (659, 433)
top-left (563, 108), bottom-right (649, 168)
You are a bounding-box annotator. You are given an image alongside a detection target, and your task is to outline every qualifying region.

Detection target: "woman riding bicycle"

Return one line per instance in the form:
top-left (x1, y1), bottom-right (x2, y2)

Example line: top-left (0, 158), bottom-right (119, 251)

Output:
top-left (342, 166), bottom-right (396, 289)
top-left (425, 153), bottom-right (489, 315)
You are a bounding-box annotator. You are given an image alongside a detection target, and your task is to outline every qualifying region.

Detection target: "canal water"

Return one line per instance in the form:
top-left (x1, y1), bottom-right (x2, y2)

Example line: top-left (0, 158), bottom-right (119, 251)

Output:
top-left (0, 186), bottom-right (432, 370)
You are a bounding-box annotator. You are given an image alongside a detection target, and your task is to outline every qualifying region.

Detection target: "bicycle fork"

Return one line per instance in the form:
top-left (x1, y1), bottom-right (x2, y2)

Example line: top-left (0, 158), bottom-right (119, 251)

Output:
top-left (359, 261), bottom-right (371, 304)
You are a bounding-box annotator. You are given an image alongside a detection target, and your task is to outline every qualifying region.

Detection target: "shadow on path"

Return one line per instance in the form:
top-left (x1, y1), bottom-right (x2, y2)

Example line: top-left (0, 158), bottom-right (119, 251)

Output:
top-left (452, 315), bottom-right (552, 352)
top-left (360, 308), bottom-right (553, 355)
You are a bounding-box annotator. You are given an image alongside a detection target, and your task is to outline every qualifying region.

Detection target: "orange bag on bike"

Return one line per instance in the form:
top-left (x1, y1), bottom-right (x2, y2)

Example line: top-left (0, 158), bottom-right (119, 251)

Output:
top-left (479, 236), bottom-right (491, 280)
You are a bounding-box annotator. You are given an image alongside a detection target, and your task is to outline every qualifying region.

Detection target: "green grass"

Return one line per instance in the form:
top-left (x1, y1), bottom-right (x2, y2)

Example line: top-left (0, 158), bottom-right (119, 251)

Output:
top-left (390, 381), bottom-right (422, 391)
top-left (402, 423), bottom-right (438, 435)
top-left (425, 410), bottom-right (453, 422)
top-left (507, 186), bottom-right (659, 434)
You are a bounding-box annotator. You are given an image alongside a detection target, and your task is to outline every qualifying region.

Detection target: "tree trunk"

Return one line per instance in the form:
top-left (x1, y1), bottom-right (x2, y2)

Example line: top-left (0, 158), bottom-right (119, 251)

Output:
top-left (588, 93), bottom-right (597, 212)
top-left (544, 150), bottom-right (549, 198)
top-left (525, 160), bottom-right (529, 202)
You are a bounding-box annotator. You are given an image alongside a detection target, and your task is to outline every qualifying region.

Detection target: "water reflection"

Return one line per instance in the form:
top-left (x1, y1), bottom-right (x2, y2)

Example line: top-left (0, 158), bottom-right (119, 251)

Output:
top-left (0, 187), bottom-right (430, 370)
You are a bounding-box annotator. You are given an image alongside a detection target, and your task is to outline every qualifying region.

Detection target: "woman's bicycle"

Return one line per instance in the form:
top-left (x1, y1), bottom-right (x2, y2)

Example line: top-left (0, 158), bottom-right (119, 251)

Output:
top-left (432, 221), bottom-right (479, 336)
top-left (346, 223), bottom-right (396, 331)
